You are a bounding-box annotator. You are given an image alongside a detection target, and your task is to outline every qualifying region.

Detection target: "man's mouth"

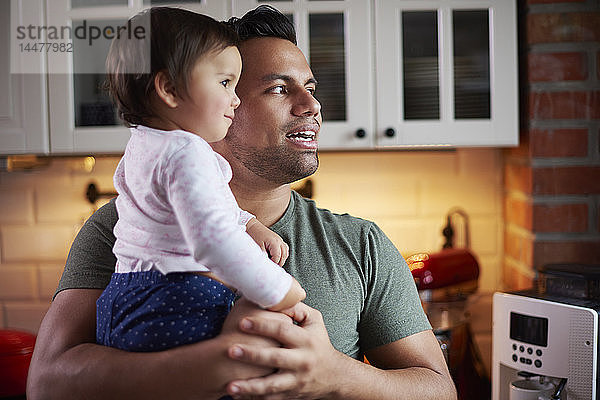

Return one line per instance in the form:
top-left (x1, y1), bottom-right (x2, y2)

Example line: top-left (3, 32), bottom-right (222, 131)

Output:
top-left (286, 131), bottom-right (316, 142)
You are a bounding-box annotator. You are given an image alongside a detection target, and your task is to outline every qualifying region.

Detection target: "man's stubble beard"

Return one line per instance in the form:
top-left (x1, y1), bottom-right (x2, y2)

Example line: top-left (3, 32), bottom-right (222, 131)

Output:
top-left (226, 137), bottom-right (319, 186)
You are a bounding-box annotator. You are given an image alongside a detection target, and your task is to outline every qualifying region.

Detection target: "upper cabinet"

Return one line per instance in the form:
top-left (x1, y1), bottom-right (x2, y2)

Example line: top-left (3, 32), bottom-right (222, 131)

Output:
top-left (46, 0), bottom-right (229, 154)
top-left (0, 0), bottom-right (518, 155)
top-left (0, 0), bottom-right (49, 154)
top-left (234, 0), bottom-right (376, 149)
top-left (375, 0), bottom-right (518, 147)
top-left (234, 0), bottom-right (518, 149)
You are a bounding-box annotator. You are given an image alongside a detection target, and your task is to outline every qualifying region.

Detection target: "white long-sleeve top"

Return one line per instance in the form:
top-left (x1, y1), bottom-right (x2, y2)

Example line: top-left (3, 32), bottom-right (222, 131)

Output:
top-left (112, 125), bottom-right (292, 308)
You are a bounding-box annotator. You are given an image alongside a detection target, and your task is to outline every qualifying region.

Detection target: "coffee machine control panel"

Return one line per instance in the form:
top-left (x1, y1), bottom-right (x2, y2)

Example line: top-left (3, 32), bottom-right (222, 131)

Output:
top-left (492, 292), bottom-right (599, 400)
top-left (508, 311), bottom-right (548, 369)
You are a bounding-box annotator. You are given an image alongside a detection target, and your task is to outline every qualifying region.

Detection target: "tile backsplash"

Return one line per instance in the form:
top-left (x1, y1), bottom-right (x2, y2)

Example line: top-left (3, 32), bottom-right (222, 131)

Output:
top-left (0, 148), bottom-right (504, 333)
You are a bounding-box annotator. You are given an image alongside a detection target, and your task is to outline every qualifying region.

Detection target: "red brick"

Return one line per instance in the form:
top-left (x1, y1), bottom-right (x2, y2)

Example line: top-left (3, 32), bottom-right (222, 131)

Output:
top-left (530, 128), bottom-right (588, 157)
top-left (503, 261), bottom-right (534, 291)
top-left (527, 13), bottom-right (600, 44)
top-left (529, 91), bottom-right (600, 120)
top-left (533, 166), bottom-right (600, 194)
top-left (598, 202), bottom-right (600, 233)
top-left (597, 51), bottom-right (600, 80)
top-left (533, 239), bottom-right (600, 267)
top-left (505, 129), bottom-right (532, 159)
top-left (505, 163), bottom-right (533, 194)
top-left (532, 203), bottom-right (588, 232)
top-left (504, 230), bottom-right (534, 266)
top-left (528, 52), bottom-right (588, 82)
top-left (505, 197), bottom-right (533, 229)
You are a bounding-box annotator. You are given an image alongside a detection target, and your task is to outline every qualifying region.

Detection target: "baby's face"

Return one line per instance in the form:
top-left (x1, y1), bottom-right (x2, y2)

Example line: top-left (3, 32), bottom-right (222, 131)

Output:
top-left (174, 46), bottom-right (242, 143)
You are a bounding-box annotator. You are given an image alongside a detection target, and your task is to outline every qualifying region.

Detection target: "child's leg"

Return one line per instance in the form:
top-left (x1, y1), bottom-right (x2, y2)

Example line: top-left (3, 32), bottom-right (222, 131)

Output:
top-left (96, 271), bottom-right (236, 352)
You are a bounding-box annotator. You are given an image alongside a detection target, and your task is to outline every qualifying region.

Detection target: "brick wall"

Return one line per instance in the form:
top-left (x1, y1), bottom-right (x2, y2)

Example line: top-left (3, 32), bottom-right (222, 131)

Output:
top-left (503, 0), bottom-right (600, 289)
top-left (0, 149), bottom-right (504, 333)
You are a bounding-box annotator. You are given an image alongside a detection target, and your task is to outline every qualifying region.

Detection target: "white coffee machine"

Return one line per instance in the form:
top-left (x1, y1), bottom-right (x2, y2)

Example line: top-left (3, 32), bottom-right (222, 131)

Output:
top-left (492, 265), bottom-right (599, 400)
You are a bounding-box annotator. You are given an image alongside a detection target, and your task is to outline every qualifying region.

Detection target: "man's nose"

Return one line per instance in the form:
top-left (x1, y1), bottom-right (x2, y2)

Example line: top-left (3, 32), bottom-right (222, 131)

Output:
top-left (292, 90), bottom-right (321, 118)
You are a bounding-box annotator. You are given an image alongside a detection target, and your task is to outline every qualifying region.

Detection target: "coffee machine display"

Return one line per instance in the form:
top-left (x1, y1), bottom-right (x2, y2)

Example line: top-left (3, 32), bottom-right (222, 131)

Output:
top-left (492, 264), bottom-right (600, 400)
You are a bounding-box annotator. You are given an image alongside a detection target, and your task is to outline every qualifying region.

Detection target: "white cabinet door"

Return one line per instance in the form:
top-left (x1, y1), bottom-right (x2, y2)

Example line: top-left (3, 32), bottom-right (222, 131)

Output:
top-left (0, 0), bottom-right (49, 155)
top-left (46, 0), bottom-right (229, 154)
top-left (233, 0), bottom-right (375, 150)
top-left (375, 0), bottom-right (518, 147)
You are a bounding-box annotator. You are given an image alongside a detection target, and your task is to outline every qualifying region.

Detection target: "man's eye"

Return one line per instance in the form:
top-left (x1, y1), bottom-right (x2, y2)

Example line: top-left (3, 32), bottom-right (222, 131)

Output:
top-left (270, 85), bottom-right (286, 94)
top-left (307, 87), bottom-right (316, 95)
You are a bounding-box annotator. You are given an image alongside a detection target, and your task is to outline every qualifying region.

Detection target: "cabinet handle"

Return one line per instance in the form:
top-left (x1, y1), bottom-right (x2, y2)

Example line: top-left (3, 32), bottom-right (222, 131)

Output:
top-left (385, 128), bottom-right (396, 137)
top-left (355, 128), bottom-right (366, 138)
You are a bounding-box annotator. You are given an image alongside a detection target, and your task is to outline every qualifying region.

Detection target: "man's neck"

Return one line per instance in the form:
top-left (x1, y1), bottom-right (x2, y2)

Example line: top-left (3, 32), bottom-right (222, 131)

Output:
top-left (230, 179), bottom-right (291, 227)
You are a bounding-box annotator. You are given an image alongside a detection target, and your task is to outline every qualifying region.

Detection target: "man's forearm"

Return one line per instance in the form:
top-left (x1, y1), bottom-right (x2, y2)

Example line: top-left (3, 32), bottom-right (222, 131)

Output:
top-left (328, 354), bottom-right (457, 400)
top-left (27, 290), bottom-right (275, 400)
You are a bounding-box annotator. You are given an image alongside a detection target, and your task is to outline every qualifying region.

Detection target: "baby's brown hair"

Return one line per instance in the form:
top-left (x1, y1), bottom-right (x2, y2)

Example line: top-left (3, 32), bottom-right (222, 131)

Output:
top-left (105, 7), bottom-right (238, 127)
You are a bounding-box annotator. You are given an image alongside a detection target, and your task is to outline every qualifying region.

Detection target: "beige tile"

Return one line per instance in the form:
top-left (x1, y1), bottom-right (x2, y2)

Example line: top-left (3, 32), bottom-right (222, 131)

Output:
top-left (457, 148), bottom-right (502, 180)
top-left (1, 225), bottom-right (76, 262)
top-left (420, 178), bottom-right (500, 216)
top-left (476, 255), bottom-right (503, 292)
top-left (38, 264), bottom-right (64, 299)
top-left (0, 265), bottom-right (38, 300)
top-left (35, 185), bottom-right (96, 224)
top-left (4, 302), bottom-right (50, 334)
top-left (470, 217), bottom-right (500, 256)
top-left (375, 217), bottom-right (445, 255)
top-left (0, 189), bottom-right (34, 224)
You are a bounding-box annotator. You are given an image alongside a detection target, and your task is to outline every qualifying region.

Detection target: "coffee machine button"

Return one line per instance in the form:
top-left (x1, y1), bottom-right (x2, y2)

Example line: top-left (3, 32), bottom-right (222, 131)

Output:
top-left (536, 349), bottom-right (542, 356)
top-left (534, 360), bottom-right (542, 368)
top-left (513, 344), bottom-right (517, 351)
top-left (519, 345), bottom-right (525, 352)
top-left (519, 357), bottom-right (526, 363)
top-left (525, 358), bottom-right (532, 365)
top-left (512, 354), bottom-right (518, 362)
top-left (527, 347), bottom-right (533, 354)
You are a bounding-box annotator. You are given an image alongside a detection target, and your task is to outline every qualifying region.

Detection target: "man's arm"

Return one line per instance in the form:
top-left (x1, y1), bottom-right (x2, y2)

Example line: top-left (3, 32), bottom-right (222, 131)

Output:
top-left (225, 302), bottom-right (456, 400)
top-left (27, 290), bottom-right (279, 400)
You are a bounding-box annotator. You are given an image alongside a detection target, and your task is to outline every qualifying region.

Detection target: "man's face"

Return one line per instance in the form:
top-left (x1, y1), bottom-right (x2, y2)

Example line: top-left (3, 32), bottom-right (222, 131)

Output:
top-left (223, 37), bottom-right (322, 186)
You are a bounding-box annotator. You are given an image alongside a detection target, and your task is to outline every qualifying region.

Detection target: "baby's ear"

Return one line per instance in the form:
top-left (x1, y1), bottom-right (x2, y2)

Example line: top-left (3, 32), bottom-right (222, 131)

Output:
top-left (153, 71), bottom-right (179, 108)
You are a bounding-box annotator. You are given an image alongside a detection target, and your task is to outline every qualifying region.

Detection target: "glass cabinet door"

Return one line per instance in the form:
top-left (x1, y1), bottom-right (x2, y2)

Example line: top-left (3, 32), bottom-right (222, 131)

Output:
top-left (1, 0), bottom-right (48, 154)
top-left (46, 0), bottom-right (229, 153)
top-left (375, 0), bottom-right (517, 147)
top-left (233, 0), bottom-right (375, 149)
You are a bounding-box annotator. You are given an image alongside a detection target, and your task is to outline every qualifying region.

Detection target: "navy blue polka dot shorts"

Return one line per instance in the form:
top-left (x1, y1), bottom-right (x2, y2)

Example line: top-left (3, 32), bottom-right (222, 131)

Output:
top-left (96, 271), bottom-right (236, 352)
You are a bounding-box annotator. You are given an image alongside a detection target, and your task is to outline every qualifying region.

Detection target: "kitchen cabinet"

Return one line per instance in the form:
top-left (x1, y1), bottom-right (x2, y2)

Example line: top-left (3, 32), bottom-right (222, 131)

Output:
top-left (376, 0), bottom-right (518, 147)
top-left (234, 0), bottom-right (376, 150)
top-left (234, 0), bottom-right (518, 149)
top-left (0, 0), bottom-right (228, 155)
top-left (0, 0), bottom-right (49, 154)
top-left (46, 0), bottom-right (229, 154)
top-left (1, 0), bottom-right (518, 155)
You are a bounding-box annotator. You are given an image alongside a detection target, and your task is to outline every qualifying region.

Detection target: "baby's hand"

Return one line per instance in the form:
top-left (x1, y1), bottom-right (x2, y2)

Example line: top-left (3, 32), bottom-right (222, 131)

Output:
top-left (246, 218), bottom-right (289, 266)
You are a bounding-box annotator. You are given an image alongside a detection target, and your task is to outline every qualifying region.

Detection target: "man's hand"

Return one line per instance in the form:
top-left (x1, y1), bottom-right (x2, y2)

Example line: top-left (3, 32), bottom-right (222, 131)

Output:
top-left (225, 302), bottom-right (344, 399)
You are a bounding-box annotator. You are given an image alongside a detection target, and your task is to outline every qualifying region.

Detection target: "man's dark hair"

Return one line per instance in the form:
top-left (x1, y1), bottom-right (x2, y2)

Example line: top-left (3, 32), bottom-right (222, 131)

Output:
top-left (226, 5), bottom-right (297, 45)
top-left (105, 7), bottom-right (238, 127)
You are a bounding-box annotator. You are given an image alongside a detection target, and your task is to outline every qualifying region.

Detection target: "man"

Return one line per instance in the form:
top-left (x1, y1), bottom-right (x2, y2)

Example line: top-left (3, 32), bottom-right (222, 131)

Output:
top-left (27, 6), bottom-right (456, 400)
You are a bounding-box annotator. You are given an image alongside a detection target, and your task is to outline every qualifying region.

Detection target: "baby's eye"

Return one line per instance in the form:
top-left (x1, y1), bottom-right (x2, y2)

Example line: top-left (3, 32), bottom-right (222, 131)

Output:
top-left (220, 79), bottom-right (230, 87)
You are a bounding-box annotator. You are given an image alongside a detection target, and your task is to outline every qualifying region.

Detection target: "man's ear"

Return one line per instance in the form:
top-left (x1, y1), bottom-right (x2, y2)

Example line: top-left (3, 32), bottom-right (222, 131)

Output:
top-left (154, 71), bottom-right (179, 108)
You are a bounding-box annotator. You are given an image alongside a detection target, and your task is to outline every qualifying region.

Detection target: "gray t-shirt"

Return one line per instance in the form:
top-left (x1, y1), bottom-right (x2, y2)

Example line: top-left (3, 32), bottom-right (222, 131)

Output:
top-left (57, 191), bottom-right (430, 359)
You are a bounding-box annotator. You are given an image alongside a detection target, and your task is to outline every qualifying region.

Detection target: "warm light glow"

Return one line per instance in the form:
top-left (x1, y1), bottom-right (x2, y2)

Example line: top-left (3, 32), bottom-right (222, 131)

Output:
top-left (406, 253), bottom-right (430, 271)
top-left (83, 157), bottom-right (96, 173)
